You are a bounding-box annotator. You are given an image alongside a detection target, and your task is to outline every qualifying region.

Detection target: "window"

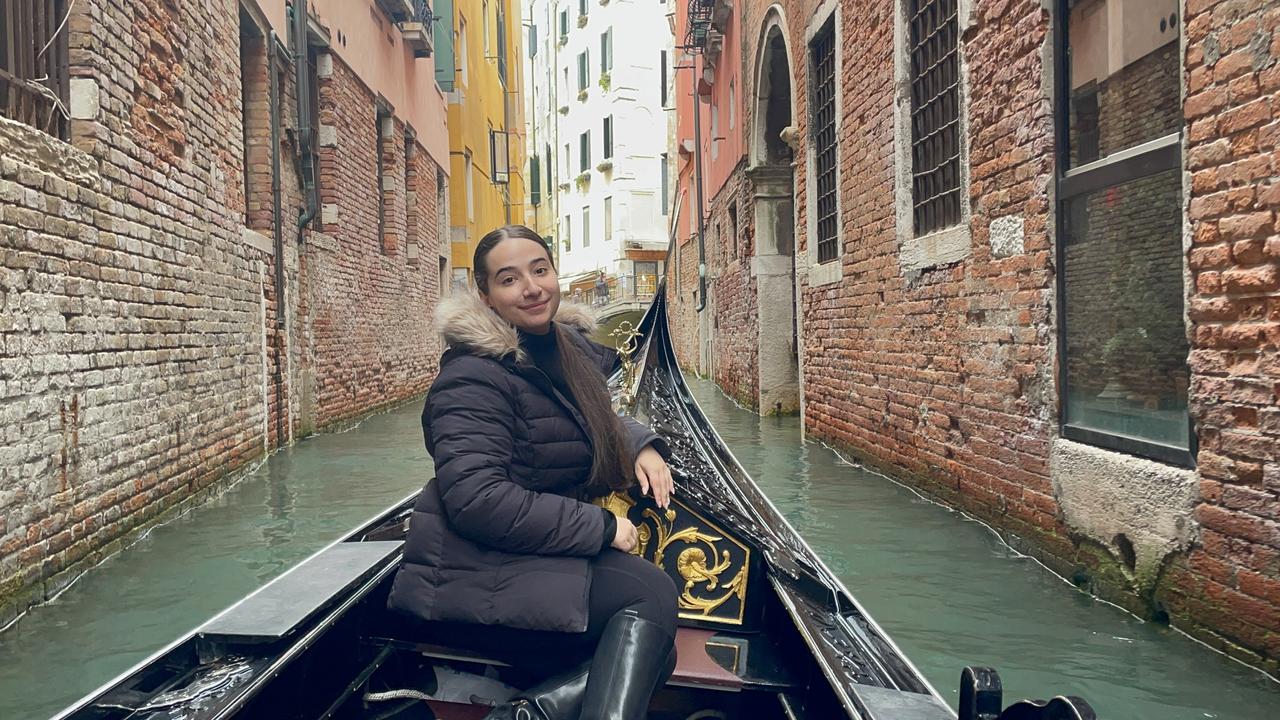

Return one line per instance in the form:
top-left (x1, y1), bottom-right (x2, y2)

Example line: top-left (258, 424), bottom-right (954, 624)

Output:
top-left (600, 29), bottom-right (613, 73)
top-left (1, 0), bottom-right (70, 138)
top-left (376, 111), bottom-right (388, 246)
top-left (530, 153), bottom-right (542, 205)
top-left (459, 18), bottom-right (469, 86)
top-left (545, 142), bottom-right (553, 194)
top-left (483, 0), bottom-right (491, 54)
top-left (660, 154), bottom-right (669, 215)
top-left (907, 0), bottom-right (962, 236)
top-left (559, 9), bottom-right (569, 39)
top-left (1057, 0), bottom-right (1189, 464)
top-left (660, 50), bottom-right (668, 106)
top-left (239, 13), bottom-right (264, 222)
top-left (452, 267), bottom-right (470, 291)
top-left (529, 22), bottom-right (538, 57)
top-left (710, 99), bottom-right (720, 161)
top-left (404, 134), bottom-right (416, 257)
top-left (604, 197), bottom-right (613, 242)
top-left (579, 131), bottom-right (591, 172)
top-left (577, 51), bottom-right (589, 91)
top-left (729, 81), bottom-right (736, 130)
top-left (729, 203), bottom-right (739, 259)
top-left (579, 0), bottom-right (588, 19)
top-left (496, 0), bottom-right (508, 85)
top-left (464, 149), bottom-right (474, 221)
top-left (490, 128), bottom-right (509, 183)
top-left (564, 215), bottom-right (572, 251)
top-left (810, 19), bottom-right (838, 263)
top-left (582, 207), bottom-right (591, 248)
top-left (603, 116), bottom-right (613, 159)
top-left (564, 142), bottom-right (571, 174)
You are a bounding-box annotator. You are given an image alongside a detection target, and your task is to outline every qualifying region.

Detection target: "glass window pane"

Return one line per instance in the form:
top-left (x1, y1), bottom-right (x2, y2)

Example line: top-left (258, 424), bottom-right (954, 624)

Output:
top-left (1067, 0), bottom-right (1181, 167)
top-left (1063, 167), bottom-right (1189, 448)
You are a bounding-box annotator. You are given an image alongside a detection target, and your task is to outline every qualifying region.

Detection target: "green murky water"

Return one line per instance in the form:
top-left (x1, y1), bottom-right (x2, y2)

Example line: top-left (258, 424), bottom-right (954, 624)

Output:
top-left (0, 381), bottom-right (1277, 718)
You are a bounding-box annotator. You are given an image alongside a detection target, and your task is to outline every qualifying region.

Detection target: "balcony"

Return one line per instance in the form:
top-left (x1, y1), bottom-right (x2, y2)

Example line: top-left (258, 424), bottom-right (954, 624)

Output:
top-left (398, 0), bottom-right (435, 58)
top-left (376, 0), bottom-right (415, 22)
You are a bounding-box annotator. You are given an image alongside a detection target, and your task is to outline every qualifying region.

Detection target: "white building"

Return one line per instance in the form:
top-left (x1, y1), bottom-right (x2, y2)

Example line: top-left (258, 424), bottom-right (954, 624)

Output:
top-left (524, 0), bottom-right (672, 303)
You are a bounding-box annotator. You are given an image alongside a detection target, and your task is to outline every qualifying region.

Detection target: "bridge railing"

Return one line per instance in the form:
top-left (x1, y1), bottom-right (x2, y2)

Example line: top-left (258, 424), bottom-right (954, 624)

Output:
top-left (569, 274), bottom-right (658, 308)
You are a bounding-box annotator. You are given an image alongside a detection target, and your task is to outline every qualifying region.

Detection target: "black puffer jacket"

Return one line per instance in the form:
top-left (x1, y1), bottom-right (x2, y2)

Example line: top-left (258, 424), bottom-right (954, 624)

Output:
top-left (387, 292), bottom-right (663, 632)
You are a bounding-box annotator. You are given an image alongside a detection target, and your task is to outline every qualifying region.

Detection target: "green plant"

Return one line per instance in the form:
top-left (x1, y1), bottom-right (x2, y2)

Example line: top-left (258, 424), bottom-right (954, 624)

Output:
top-left (575, 172), bottom-right (591, 191)
top-left (598, 72), bottom-right (611, 91)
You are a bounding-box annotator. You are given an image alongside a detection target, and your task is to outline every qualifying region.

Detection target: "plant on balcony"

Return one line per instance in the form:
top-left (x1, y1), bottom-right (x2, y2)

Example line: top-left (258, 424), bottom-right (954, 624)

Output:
top-left (558, 181), bottom-right (571, 191)
top-left (598, 72), bottom-right (611, 91)
top-left (577, 88), bottom-right (589, 102)
top-left (599, 0), bottom-right (610, 5)
top-left (577, 14), bottom-right (588, 28)
top-left (558, 34), bottom-right (568, 46)
top-left (558, 104), bottom-right (570, 115)
top-left (595, 159), bottom-right (613, 173)
top-left (575, 172), bottom-right (591, 191)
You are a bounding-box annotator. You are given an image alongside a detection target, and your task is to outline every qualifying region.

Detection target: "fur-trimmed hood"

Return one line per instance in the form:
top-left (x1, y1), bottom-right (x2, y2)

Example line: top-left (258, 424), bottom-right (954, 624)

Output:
top-left (436, 291), bottom-right (597, 362)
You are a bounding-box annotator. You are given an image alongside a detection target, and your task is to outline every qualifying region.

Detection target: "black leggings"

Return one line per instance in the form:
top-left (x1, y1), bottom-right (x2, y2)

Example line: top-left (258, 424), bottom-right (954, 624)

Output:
top-left (421, 550), bottom-right (678, 677)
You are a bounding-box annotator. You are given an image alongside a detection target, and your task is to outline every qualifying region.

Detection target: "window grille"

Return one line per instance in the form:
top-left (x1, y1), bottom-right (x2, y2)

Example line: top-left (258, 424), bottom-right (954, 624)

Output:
top-left (908, 0), bottom-right (961, 236)
top-left (810, 20), bottom-right (838, 264)
top-left (1, 0), bottom-right (71, 139)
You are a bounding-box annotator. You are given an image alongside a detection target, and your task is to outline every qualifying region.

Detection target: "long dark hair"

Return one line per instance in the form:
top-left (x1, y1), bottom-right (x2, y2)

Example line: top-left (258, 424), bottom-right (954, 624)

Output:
top-left (474, 225), bottom-right (635, 496)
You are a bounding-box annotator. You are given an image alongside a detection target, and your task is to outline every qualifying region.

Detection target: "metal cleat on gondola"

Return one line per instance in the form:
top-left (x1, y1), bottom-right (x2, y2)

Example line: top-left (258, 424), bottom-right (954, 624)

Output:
top-left (959, 667), bottom-right (1097, 720)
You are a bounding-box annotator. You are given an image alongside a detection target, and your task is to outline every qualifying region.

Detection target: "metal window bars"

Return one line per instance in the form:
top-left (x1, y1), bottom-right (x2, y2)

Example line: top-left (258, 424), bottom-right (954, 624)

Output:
top-left (684, 0), bottom-right (714, 52)
top-left (811, 21), bottom-right (838, 264)
top-left (1, 0), bottom-right (71, 139)
top-left (908, 0), bottom-right (961, 237)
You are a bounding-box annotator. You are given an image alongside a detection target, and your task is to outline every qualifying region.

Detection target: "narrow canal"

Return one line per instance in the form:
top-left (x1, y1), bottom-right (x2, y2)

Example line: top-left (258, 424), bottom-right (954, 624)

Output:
top-left (1, 380), bottom-right (1277, 718)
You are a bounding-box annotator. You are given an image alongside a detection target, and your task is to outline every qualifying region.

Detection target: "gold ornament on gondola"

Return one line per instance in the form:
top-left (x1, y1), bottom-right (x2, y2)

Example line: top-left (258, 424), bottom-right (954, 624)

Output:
top-left (609, 320), bottom-right (642, 408)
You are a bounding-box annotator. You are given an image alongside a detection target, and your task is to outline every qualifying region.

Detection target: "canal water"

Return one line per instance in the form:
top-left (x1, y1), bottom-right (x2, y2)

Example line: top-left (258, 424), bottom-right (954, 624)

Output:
top-left (1, 379), bottom-right (1278, 718)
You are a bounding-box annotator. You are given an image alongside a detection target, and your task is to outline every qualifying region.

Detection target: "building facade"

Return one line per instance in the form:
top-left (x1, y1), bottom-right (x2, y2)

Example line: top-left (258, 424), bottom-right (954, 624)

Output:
top-left (0, 0), bottom-right (449, 624)
top-left (526, 0), bottom-right (672, 307)
top-left (668, 0), bottom-right (1280, 674)
top-left (439, 0), bottom-right (528, 288)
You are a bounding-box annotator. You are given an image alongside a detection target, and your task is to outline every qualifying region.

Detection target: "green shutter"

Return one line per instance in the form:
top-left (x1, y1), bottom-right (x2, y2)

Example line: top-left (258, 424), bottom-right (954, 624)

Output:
top-left (434, 0), bottom-right (456, 91)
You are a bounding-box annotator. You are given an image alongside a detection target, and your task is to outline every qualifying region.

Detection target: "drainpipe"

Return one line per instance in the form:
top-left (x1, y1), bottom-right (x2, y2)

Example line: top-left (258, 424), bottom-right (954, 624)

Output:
top-left (267, 33), bottom-right (287, 446)
top-left (692, 57), bottom-right (707, 313)
top-left (293, 0), bottom-right (319, 235)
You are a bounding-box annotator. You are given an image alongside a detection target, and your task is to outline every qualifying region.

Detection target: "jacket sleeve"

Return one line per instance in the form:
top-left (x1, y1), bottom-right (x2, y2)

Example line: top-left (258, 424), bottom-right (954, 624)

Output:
top-left (426, 360), bottom-right (607, 556)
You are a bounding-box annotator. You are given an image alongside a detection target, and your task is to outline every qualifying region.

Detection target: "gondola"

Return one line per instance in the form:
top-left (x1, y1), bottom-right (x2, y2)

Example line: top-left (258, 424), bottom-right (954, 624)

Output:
top-left (54, 289), bottom-right (1095, 720)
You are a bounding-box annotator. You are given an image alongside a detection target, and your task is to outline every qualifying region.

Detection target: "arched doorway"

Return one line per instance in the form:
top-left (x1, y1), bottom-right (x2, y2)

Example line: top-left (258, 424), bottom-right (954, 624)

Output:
top-left (748, 14), bottom-right (800, 414)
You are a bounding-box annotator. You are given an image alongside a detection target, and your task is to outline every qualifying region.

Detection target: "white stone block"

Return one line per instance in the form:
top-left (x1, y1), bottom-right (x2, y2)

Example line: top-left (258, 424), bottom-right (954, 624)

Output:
top-left (321, 204), bottom-right (338, 225)
top-left (318, 124), bottom-right (337, 148)
top-left (70, 78), bottom-right (99, 120)
top-left (989, 215), bottom-right (1025, 258)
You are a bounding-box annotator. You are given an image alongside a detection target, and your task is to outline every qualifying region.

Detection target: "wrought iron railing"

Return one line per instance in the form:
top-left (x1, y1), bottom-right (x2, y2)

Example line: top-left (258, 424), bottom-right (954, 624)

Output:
top-left (684, 0), bottom-right (714, 52)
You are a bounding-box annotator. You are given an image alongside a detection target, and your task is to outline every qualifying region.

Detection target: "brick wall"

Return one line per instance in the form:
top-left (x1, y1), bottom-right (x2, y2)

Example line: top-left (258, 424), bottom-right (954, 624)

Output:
top-left (0, 1), bottom-right (448, 624)
top-left (305, 54), bottom-right (444, 429)
top-left (706, 166), bottom-right (759, 407)
top-left (1164, 0), bottom-right (1280, 671)
top-left (1, 0), bottom-right (265, 621)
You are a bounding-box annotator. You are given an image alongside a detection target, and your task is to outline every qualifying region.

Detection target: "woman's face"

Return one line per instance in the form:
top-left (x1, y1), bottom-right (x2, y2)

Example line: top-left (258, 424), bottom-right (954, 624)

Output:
top-left (481, 236), bottom-right (561, 334)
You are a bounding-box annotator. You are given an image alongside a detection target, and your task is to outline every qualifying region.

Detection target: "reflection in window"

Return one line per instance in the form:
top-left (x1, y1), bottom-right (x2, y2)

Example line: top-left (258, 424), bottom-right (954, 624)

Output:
top-left (1059, 0), bottom-right (1190, 460)
top-left (1063, 168), bottom-right (1189, 447)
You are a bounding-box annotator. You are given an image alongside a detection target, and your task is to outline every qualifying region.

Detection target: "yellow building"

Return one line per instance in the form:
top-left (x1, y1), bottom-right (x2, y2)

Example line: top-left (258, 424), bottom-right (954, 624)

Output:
top-left (436, 0), bottom-right (528, 287)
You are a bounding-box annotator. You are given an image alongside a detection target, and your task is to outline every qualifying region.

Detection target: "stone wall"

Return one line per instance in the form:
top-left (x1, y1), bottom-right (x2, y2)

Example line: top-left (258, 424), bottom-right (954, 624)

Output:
top-left (0, 0), bottom-right (448, 624)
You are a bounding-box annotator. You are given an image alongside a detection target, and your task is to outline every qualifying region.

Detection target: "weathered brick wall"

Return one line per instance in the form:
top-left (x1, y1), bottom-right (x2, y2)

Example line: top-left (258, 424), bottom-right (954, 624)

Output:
top-left (1, 2), bottom-right (448, 624)
top-left (706, 166), bottom-right (758, 407)
top-left (306, 54), bottom-right (442, 428)
top-left (1165, 0), bottom-right (1280, 671)
top-left (1, 0), bottom-right (267, 621)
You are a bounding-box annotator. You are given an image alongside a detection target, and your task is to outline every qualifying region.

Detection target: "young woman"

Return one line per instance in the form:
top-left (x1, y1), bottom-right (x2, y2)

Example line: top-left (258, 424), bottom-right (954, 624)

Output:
top-left (387, 225), bottom-right (679, 720)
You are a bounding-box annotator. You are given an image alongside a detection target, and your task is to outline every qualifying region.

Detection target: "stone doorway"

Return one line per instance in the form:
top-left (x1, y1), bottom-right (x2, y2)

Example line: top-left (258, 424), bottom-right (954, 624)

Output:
top-left (750, 19), bottom-right (799, 414)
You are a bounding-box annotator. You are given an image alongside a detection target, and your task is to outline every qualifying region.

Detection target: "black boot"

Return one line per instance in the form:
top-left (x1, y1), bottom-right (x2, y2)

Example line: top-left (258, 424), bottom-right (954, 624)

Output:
top-left (578, 611), bottom-right (677, 720)
top-left (481, 662), bottom-right (590, 720)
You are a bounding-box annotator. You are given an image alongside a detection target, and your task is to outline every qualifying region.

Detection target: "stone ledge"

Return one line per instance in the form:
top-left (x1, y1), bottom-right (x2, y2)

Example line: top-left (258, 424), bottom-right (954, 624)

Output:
top-left (242, 226), bottom-right (273, 254)
top-left (308, 230), bottom-right (339, 253)
top-left (808, 259), bottom-right (841, 287)
top-left (901, 223), bottom-right (971, 274)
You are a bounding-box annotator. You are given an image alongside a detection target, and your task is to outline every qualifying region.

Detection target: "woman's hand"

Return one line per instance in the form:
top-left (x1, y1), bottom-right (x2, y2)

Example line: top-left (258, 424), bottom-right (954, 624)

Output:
top-left (611, 516), bottom-right (639, 552)
top-left (635, 444), bottom-right (674, 510)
